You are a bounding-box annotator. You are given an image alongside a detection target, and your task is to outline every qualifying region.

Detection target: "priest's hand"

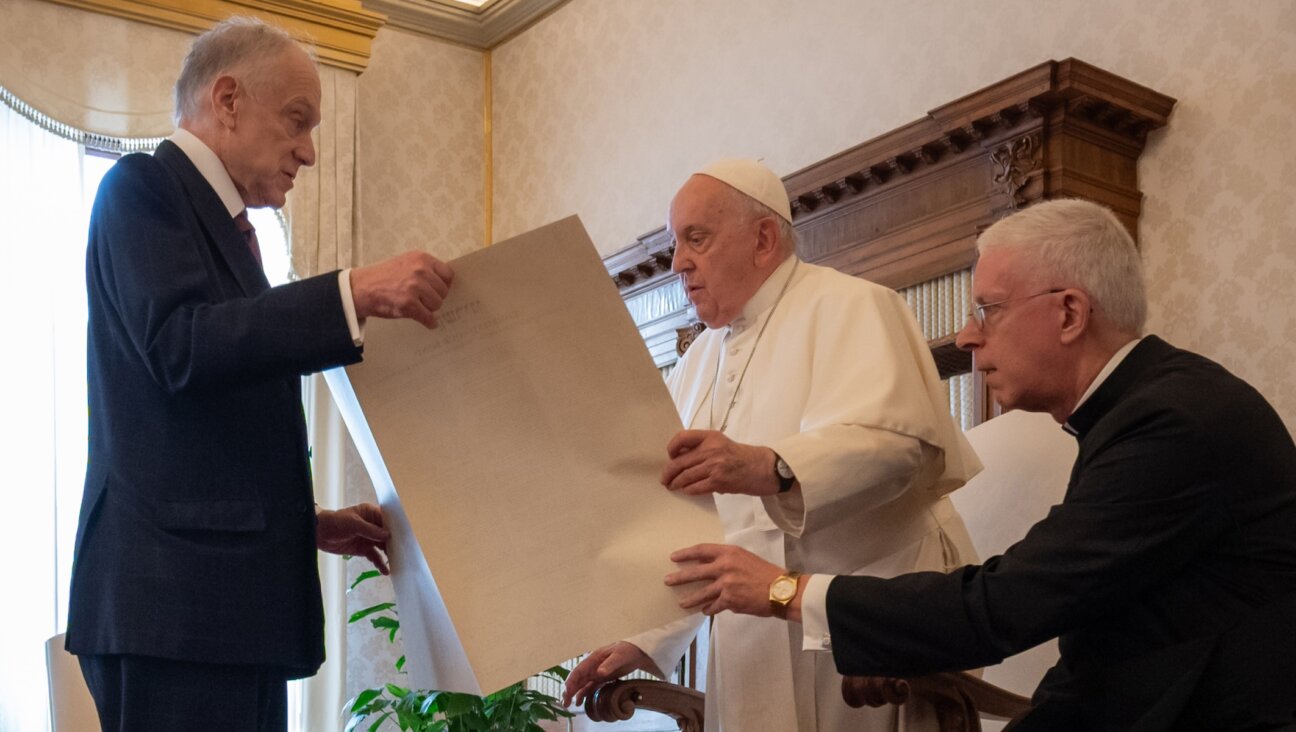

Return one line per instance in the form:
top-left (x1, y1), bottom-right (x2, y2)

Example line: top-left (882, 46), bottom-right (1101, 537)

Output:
top-left (661, 430), bottom-right (781, 496)
top-left (562, 641), bottom-right (663, 707)
top-left (316, 502), bottom-right (391, 575)
top-left (667, 543), bottom-right (800, 622)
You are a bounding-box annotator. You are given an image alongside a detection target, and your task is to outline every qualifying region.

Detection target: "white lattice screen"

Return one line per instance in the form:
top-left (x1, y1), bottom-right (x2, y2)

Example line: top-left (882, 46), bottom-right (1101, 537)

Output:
top-left (899, 269), bottom-right (976, 431)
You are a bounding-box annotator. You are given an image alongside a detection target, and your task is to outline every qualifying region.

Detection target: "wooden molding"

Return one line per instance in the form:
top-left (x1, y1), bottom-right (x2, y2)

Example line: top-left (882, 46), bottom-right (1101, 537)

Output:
top-left (41, 0), bottom-right (386, 72)
top-left (363, 0), bottom-right (570, 48)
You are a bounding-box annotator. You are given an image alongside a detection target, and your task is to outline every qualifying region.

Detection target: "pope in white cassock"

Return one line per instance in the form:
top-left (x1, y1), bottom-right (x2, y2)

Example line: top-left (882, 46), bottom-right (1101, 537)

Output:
top-left (564, 159), bottom-right (983, 731)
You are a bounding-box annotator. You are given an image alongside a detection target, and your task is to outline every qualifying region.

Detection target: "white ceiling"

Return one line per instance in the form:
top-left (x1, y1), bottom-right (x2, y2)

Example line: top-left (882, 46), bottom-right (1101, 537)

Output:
top-left (362, 0), bottom-right (569, 49)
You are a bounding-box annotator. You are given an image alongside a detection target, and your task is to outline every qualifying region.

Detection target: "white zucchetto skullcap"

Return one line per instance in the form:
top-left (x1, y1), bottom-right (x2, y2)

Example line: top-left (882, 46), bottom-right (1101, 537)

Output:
top-left (695, 158), bottom-right (792, 223)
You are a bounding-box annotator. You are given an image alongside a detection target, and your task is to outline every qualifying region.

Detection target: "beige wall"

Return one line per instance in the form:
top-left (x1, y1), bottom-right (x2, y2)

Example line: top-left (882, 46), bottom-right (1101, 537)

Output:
top-left (348, 26), bottom-right (486, 701)
top-left (357, 27), bottom-right (485, 265)
top-left (491, 0), bottom-right (1296, 432)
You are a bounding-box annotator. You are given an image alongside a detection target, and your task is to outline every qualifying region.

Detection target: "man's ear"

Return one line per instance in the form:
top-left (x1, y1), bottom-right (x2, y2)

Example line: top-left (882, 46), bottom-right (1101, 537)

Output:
top-left (210, 75), bottom-right (240, 130)
top-left (752, 216), bottom-right (782, 264)
top-left (1058, 289), bottom-right (1092, 345)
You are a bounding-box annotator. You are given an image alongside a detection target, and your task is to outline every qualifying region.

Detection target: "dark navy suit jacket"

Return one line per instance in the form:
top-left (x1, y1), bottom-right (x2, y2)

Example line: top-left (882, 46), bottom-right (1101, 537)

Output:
top-left (824, 336), bottom-right (1296, 730)
top-left (66, 140), bottom-right (363, 677)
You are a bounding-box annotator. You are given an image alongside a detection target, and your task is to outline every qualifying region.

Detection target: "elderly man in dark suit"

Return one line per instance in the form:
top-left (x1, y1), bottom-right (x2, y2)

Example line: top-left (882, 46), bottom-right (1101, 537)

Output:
top-left (65, 16), bottom-right (454, 732)
top-left (665, 199), bottom-right (1296, 731)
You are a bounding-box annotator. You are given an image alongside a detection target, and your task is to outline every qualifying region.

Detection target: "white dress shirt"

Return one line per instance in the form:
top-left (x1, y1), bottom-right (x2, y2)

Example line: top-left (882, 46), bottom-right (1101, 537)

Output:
top-left (167, 128), bottom-right (364, 345)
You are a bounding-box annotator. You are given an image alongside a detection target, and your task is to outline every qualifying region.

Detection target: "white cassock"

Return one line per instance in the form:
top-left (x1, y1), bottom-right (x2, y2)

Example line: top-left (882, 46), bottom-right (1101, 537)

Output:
top-left (628, 256), bottom-right (982, 731)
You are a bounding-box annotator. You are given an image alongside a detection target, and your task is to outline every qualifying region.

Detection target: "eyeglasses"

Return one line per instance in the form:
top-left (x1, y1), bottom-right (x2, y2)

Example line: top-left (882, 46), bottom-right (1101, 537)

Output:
top-left (967, 288), bottom-right (1064, 327)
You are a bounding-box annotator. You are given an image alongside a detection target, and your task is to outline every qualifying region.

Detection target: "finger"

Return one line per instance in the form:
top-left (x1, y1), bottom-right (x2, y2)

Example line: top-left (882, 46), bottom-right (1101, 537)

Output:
top-left (666, 430), bottom-right (710, 458)
top-left (661, 448), bottom-right (709, 487)
top-left (670, 544), bottom-right (722, 563)
top-left (420, 268), bottom-right (450, 301)
top-left (407, 301), bottom-right (439, 329)
top-left (679, 476), bottom-right (719, 496)
top-left (355, 502), bottom-right (386, 527)
top-left (668, 462), bottom-right (714, 492)
top-left (664, 565), bottom-right (715, 586)
top-left (347, 513), bottom-right (391, 543)
top-left (362, 545), bottom-right (390, 575)
top-left (432, 259), bottom-right (455, 286)
top-left (678, 585), bottom-right (721, 611)
top-left (571, 681), bottom-right (597, 707)
top-left (416, 283), bottom-right (446, 314)
top-left (596, 657), bottom-right (623, 677)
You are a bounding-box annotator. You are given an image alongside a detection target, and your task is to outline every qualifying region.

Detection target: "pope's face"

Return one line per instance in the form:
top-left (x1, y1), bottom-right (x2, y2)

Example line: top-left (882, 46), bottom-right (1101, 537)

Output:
top-left (668, 175), bottom-right (767, 328)
top-left (222, 46), bottom-right (320, 209)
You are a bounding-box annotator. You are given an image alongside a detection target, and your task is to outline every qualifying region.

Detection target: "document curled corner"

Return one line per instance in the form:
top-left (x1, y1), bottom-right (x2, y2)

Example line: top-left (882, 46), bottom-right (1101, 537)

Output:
top-left (324, 367), bottom-right (482, 695)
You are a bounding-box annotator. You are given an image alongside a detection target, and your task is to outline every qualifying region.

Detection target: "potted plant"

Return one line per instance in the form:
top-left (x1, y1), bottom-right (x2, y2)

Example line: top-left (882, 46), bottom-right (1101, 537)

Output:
top-left (345, 568), bottom-right (574, 732)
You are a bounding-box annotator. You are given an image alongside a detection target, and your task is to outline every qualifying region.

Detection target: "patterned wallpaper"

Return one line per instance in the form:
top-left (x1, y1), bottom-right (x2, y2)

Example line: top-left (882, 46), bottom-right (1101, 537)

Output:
top-left (0, 0), bottom-right (184, 138)
top-left (349, 26), bottom-right (487, 706)
top-left (491, 0), bottom-right (1296, 433)
top-left (356, 27), bottom-right (485, 266)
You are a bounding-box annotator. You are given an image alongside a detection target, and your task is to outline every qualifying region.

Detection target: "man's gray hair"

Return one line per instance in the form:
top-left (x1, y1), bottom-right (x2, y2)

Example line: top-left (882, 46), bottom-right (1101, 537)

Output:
top-left (731, 188), bottom-right (799, 256)
top-left (978, 199), bottom-right (1147, 334)
top-left (173, 16), bottom-right (308, 124)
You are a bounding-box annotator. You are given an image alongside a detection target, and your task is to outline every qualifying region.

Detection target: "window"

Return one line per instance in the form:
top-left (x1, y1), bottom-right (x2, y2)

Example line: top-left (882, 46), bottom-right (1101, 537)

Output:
top-left (0, 87), bottom-right (298, 732)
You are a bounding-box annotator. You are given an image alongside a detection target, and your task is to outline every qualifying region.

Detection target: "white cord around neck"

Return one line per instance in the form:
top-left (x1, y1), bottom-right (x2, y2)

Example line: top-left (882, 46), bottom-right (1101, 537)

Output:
top-left (708, 259), bottom-right (800, 432)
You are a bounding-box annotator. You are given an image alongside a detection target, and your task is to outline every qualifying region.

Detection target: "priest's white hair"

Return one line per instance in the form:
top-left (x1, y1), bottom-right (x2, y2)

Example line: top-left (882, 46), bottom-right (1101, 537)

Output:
top-left (978, 199), bottom-right (1147, 335)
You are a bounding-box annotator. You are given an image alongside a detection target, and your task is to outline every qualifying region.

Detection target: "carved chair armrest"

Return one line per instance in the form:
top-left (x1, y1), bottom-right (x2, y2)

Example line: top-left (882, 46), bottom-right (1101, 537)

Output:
top-left (843, 672), bottom-right (1032, 732)
top-left (585, 679), bottom-right (704, 732)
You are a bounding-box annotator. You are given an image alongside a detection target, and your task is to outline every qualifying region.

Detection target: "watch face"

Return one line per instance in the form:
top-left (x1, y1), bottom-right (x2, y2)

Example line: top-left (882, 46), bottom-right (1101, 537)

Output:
top-left (776, 457), bottom-right (795, 480)
top-left (771, 576), bottom-right (797, 603)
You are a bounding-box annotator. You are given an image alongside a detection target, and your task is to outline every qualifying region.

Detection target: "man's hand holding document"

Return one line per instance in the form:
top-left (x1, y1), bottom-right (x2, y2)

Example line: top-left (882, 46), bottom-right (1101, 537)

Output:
top-left (326, 216), bottom-right (721, 695)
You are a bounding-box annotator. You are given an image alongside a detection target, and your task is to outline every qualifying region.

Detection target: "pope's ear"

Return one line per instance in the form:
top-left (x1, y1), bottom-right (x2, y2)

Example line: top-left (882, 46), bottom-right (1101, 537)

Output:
top-left (752, 216), bottom-right (782, 263)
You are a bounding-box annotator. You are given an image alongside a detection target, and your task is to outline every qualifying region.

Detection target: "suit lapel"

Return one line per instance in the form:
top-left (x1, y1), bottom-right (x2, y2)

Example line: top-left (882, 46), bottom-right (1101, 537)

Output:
top-left (153, 140), bottom-right (271, 296)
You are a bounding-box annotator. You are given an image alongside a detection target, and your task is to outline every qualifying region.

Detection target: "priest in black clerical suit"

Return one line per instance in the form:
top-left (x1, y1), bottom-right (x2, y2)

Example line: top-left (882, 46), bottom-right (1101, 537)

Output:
top-left (665, 199), bottom-right (1296, 732)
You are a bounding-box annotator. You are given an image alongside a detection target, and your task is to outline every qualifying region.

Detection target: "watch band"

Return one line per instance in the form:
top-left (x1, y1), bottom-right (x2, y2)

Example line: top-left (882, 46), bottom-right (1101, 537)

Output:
top-left (769, 570), bottom-right (803, 619)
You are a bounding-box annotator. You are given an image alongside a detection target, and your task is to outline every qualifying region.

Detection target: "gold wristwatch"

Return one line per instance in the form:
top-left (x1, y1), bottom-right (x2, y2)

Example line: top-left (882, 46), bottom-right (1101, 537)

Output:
top-left (769, 571), bottom-right (802, 618)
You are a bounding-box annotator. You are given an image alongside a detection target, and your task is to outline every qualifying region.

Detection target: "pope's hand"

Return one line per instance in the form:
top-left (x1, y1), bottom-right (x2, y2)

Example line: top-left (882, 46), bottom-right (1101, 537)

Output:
top-left (562, 641), bottom-right (662, 707)
top-left (661, 430), bottom-right (780, 496)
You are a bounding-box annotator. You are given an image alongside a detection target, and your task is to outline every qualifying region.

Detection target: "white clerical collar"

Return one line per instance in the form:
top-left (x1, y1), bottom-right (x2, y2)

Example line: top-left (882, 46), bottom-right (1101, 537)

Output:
top-left (167, 127), bottom-right (245, 218)
top-left (1070, 337), bottom-right (1143, 414)
top-left (730, 255), bottom-right (800, 331)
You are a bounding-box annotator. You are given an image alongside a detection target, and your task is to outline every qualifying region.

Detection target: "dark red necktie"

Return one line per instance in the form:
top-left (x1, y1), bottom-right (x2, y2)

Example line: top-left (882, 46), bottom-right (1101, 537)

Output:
top-left (233, 210), bottom-right (263, 266)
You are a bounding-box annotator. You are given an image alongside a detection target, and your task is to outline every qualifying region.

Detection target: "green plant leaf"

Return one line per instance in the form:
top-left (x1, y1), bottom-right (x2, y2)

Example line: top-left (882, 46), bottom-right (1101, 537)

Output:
top-left (386, 682), bottom-right (410, 698)
top-left (365, 712), bottom-right (391, 732)
top-left (349, 688), bottom-right (383, 713)
top-left (350, 569), bottom-right (382, 590)
top-left (396, 655), bottom-right (406, 671)
top-left (350, 602), bottom-right (396, 624)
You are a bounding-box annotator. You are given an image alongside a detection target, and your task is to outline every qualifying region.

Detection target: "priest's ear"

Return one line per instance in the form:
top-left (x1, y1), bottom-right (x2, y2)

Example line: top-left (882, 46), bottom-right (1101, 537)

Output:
top-left (1058, 288), bottom-right (1094, 345)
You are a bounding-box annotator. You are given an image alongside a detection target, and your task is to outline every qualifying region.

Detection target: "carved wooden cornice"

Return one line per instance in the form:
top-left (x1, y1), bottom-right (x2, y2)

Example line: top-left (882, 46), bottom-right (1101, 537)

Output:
top-left (363, 0), bottom-right (570, 48)
top-left (41, 0), bottom-right (385, 72)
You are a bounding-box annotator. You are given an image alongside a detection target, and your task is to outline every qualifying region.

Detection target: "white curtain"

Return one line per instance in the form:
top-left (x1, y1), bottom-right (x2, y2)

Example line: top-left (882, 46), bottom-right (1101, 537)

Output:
top-left (0, 95), bottom-right (98, 732)
top-left (287, 64), bottom-right (362, 732)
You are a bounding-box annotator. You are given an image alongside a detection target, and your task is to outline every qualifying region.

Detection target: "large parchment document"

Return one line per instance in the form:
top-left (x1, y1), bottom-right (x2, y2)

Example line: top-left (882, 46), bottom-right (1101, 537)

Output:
top-left (325, 216), bottom-right (722, 695)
